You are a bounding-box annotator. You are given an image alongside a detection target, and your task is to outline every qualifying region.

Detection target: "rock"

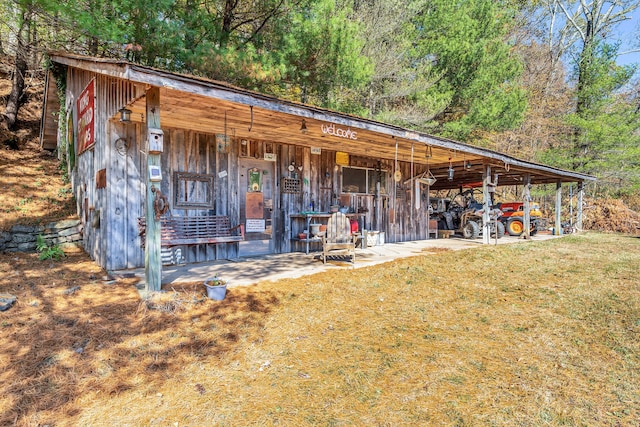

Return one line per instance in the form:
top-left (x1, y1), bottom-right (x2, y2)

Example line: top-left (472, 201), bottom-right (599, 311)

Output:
top-left (45, 219), bottom-right (81, 231)
top-left (0, 293), bottom-right (17, 311)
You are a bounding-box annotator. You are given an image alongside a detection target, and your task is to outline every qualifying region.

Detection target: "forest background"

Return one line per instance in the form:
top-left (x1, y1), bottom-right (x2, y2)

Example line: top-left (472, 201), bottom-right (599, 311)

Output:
top-left (1, 0), bottom-right (639, 209)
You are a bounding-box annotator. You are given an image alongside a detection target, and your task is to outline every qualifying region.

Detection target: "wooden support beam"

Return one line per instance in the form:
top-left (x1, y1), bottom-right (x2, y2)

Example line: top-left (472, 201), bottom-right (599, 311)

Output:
top-left (145, 87), bottom-right (162, 293)
top-left (555, 181), bottom-right (562, 236)
top-left (482, 165), bottom-right (491, 244)
top-left (577, 181), bottom-right (584, 232)
top-left (523, 174), bottom-right (531, 239)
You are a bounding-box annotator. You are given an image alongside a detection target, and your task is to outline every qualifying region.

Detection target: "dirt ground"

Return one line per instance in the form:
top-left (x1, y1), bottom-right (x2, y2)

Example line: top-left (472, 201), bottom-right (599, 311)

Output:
top-left (1, 61), bottom-right (99, 310)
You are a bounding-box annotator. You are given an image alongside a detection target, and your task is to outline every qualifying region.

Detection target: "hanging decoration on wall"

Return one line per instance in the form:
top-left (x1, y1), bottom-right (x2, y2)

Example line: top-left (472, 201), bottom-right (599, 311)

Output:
top-left (248, 167), bottom-right (262, 192)
top-left (336, 151), bottom-right (349, 166)
top-left (115, 138), bottom-right (128, 156)
top-left (287, 162), bottom-right (301, 179)
top-left (264, 142), bottom-right (276, 161)
top-left (393, 138), bottom-right (401, 182)
top-left (216, 134), bottom-right (230, 153)
top-left (217, 111), bottom-right (230, 153)
top-left (151, 186), bottom-right (169, 220)
top-left (281, 177), bottom-right (301, 193)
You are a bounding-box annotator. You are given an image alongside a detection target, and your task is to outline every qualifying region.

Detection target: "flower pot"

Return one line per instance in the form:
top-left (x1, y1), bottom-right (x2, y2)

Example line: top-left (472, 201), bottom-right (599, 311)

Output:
top-left (310, 223), bottom-right (321, 236)
top-left (204, 278), bottom-right (227, 300)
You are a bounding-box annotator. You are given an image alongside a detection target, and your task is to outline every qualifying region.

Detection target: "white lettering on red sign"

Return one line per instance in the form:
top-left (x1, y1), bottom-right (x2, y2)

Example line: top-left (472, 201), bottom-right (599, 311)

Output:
top-left (76, 80), bottom-right (95, 153)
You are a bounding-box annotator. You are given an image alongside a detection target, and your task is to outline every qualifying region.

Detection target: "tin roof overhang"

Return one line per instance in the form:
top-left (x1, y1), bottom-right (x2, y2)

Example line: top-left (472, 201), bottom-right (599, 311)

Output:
top-left (47, 52), bottom-right (595, 190)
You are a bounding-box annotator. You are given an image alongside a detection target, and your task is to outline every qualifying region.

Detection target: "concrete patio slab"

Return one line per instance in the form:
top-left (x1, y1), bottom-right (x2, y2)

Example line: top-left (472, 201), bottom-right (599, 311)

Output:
top-left (116, 234), bottom-right (561, 288)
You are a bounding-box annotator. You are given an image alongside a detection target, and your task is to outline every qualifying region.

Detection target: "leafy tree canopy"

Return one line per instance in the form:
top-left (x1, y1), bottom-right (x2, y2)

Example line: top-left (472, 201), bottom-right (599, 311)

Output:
top-left (407, 0), bottom-right (528, 140)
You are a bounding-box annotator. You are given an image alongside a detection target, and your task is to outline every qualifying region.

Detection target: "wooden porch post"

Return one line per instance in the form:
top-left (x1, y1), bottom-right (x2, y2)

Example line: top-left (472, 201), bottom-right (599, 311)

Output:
top-left (482, 164), bottom-right (491, 244)
top-left (577, 181), bottom-right (584, 232)
top-left (554, 181), bottom-right (562, 236)
top-left (523, 174), bottom-right (531, 239)
top-left (145, 87), bottom-right (162, 293)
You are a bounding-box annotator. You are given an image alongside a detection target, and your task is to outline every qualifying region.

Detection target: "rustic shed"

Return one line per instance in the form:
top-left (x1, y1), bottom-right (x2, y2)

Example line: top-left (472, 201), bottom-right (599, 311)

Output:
top-left (41, 52), bottom-right (594, 277)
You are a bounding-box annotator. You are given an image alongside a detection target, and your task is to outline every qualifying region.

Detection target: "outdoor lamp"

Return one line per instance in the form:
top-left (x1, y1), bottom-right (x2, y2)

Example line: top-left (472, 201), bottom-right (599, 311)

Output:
top-left (119, 107), bottom-right (132, 123)
top-left (300, 119), bottom-right (308, 134)
top-left (448, 157), bottom-right (454, 181)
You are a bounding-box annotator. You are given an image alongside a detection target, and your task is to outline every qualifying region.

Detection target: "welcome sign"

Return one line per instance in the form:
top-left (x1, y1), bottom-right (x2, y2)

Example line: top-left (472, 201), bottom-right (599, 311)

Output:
top-left (321, 123), bottom-right (357, 140)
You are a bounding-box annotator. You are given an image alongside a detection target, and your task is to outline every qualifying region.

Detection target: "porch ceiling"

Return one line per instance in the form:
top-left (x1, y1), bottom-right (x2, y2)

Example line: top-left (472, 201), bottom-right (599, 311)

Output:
top-left (49, 52), bottom-right (595, 191)
top-left (123, 88), bottom-right (587, 191)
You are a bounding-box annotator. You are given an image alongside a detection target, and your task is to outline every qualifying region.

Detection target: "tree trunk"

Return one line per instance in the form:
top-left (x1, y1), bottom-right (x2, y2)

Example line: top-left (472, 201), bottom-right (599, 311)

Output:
top-left (88, 36), bottom-right (99, 56)
top-left (571, 14), bottom-right (594, 170)
top-left (575, 18), bottom-right (593, 117)
top-left (220, 0), bottom-right (236, 48)
top-left (2, 14), bottom-right (29, 132)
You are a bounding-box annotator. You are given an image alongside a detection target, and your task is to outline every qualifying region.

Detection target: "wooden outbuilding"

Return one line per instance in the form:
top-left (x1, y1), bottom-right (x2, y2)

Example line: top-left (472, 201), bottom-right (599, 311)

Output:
top-left (41, 52), bottom-right (594, 288)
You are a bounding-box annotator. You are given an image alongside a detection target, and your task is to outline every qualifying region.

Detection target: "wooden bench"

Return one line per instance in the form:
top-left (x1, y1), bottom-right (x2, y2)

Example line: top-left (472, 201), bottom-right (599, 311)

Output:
top-left (322, 212), bottom-right (356, 264)
top-left (438, 230), bottom-right (454, 239)
top-left (138, 215), bottom-right (244, 248)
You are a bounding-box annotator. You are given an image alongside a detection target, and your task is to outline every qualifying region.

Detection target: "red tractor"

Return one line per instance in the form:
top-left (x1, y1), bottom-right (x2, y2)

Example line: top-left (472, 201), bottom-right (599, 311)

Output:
top-left (497, 202), bottom-right (542, 236)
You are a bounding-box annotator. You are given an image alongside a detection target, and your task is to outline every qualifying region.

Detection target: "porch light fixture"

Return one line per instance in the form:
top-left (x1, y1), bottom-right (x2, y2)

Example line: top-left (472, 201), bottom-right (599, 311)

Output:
top-left (300, 119), bottom-right (308, 134)
top-left (119, 107), bottom-right (132, 123)
top-left (448, 157), bottom-right (454, 181)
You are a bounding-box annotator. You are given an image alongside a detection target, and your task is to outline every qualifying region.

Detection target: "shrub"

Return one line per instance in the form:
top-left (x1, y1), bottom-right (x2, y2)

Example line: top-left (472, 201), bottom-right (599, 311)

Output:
top-left (36, 235), bottom-right (65, 261)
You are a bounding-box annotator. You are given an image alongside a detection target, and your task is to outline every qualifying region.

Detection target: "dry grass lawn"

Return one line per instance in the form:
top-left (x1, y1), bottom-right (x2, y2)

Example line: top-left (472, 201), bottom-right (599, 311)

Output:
top-left (1, 232), bottom-right (639, 426)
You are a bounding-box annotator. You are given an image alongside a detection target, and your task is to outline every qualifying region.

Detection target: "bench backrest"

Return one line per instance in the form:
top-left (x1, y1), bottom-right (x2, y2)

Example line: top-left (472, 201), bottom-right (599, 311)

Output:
top-left (163, 216), bottom-right (233, 239)
top-left (139, 215), bottom-right (239, 238)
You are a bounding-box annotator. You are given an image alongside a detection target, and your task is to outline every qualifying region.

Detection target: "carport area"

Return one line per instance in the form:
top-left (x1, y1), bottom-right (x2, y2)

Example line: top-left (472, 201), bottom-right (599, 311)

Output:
top-left (116, 233), bottom-right (562, 288)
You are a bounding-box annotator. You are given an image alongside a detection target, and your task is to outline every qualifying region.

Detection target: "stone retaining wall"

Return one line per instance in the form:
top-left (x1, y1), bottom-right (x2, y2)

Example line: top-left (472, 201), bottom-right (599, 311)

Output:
top-left (0, 219), bottom-right (83, 252)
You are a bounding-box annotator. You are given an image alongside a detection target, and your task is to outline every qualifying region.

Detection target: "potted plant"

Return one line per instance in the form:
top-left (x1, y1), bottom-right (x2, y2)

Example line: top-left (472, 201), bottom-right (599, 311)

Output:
top-left (204, 277), bottom-right (227, 300)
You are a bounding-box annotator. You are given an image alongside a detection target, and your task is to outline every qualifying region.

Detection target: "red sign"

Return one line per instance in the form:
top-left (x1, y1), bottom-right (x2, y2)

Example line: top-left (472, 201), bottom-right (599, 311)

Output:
top-left (76, 79), bottom-right (95, 154)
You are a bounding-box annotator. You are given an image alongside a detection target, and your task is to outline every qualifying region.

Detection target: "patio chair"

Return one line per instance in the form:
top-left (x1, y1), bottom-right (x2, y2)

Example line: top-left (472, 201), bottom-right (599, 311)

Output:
top-left (322, 212), bottom-right (356, 264)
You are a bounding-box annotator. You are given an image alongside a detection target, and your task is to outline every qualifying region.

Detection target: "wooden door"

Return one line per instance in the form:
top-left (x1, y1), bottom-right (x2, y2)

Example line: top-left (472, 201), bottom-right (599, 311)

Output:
top-left (238, 159), bottom-right (275, 256)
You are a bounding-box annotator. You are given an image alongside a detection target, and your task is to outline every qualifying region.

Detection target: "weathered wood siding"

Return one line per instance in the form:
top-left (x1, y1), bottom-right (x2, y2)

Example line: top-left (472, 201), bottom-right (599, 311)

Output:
top-left (63, 70), bottom-right (435, 270)
top-left (273, 144), bottom-right (433, 252)
top-left (160, 129), bottom-right (240, 265)
top-left (65, 69), bottom-right (147, 269)
top-left (106, 121), bottom-right (144, 269)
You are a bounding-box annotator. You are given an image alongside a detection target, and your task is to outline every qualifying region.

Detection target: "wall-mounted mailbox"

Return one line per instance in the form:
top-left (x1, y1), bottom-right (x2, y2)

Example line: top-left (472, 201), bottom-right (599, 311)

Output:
top-left (148, 128), bottom-right (164, 153)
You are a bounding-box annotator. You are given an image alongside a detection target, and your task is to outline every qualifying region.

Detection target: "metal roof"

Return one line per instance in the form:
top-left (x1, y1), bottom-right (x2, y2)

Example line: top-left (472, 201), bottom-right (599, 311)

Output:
top-left (46, 52), bottom-right (595, 190)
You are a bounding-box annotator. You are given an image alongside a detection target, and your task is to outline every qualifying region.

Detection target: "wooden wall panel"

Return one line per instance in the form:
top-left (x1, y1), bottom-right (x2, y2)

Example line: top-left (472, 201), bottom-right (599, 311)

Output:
top-left (226, 136), bottom-right (240, 259)
top-left (66, 71), bottom-right (436, 269)
top-left (205, 133), bottom-right (217, 261)
top-left (67, 68), bottom-right (98, 262)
